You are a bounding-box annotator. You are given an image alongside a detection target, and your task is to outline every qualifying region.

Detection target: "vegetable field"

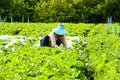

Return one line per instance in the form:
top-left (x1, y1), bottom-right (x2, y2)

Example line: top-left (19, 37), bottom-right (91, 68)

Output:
top-left (0, 23), bottom-right (120, 80)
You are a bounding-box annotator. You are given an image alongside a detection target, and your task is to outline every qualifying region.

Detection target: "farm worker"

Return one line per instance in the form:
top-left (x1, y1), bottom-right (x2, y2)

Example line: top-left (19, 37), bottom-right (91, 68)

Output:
top-left (40, 23), bottom-right (71, 50)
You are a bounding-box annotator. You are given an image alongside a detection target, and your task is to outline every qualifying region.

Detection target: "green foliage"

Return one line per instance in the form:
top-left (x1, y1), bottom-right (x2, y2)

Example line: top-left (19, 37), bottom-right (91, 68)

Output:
top-left (0, 43), bottom-right (85, 79)
top-left (0, 0), bottom-right (120, 22)
top-left (103, 0), bottom-right (120, 22)
top-left (0, 23), bottom-right (120, 79)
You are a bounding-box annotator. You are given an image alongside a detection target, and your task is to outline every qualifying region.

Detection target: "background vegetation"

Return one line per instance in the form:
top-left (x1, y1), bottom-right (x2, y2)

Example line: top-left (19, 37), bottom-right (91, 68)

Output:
top-left (0, 0), bottom-right (120, 23)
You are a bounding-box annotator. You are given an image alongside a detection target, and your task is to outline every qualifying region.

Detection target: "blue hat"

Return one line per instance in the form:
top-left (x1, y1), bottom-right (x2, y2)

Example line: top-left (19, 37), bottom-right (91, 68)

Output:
top-left (53, 23), bottom-right (68, 35)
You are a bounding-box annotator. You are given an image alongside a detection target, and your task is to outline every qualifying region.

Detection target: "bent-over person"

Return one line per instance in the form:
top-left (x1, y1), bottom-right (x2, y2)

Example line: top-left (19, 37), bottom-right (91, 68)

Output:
top-left (40, 23), bottom-right (71, 50)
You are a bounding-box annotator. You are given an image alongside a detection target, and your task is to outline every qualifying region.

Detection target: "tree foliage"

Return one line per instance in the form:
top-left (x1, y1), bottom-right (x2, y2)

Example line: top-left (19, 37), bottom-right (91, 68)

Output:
top-left (0, 0), bottom-right (120, 23)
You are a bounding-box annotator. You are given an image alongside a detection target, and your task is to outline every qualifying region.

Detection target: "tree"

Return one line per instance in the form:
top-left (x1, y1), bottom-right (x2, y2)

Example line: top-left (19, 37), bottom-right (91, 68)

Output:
top-left (103, 0), bottom-right (120, 22)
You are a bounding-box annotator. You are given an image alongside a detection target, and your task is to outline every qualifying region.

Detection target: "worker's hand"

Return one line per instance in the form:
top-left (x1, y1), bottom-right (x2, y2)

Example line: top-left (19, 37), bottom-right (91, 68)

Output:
top-left (68, 47), bottom-right (72, 50)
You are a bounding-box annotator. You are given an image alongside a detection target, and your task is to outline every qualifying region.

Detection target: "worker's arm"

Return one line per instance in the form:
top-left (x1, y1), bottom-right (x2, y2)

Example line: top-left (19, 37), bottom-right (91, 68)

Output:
top-left (49, 32), bottom-right (58, 48)
top-left (62, 36), bottom-right (71, 49)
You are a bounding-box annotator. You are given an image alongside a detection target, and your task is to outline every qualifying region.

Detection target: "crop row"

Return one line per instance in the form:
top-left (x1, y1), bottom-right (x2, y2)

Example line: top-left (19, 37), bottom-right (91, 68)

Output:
top-left (0, 23), bottom-right (120, 79)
